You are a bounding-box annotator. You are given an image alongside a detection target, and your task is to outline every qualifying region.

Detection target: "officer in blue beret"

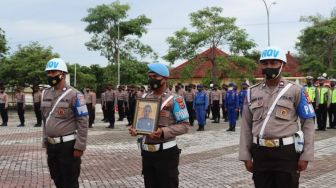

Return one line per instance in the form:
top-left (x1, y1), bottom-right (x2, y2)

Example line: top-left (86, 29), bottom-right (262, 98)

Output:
top-left (194, 84), bottom-right (209, 131)
top-left (129, 62), bottom-right (189, 188)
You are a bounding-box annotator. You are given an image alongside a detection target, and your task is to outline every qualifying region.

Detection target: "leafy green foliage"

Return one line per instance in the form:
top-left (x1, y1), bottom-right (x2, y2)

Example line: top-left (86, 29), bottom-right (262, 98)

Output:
top-left (0, 28), bottom-right (9, 59)
top-left (296, 12), bottom-right (336, 77)
top-left (82, 1), bottom-right (157, 64)
top-left (164, 6), bottom-right (256, 82)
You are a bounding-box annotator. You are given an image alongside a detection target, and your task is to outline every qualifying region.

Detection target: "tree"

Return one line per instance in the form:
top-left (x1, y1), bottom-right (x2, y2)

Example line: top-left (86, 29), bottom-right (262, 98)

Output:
top-left (82, 1), bottom-right (157, 65)
top-left (0, 28), bottom-right (9, 59)
top-left (296, 11), bottom-right (336, 77)
top-left (0, 42), bottom-right (59, 87)
top-left (164, 7), bottom-right (256, 84)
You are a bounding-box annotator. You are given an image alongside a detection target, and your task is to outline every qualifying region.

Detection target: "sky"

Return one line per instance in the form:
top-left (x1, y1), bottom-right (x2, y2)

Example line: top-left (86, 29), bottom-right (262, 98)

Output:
top-left (0, 0), bottom-right (335, 67)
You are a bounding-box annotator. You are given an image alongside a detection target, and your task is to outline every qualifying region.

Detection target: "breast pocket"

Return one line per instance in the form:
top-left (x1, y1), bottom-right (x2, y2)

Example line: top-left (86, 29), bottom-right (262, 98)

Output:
top-left (275, 100), bottom-right (293, 121)
top-left (250, 100), bottom-right (264, 122)
top-left (41, 101), bottom-right (52, 117)
top-left (53, 102), bottom-right (71, 119)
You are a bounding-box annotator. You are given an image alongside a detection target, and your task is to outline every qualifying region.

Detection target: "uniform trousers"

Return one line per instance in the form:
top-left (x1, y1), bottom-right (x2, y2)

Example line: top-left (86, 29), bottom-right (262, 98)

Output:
top-left (195, 104), bottom-right (206, 127)
top-left (0, 103), bottom-right (8, 124)
top-left (102, 104), bottom-right (107, 120)
top-left (251, 144), bottom-right (300, 188)
top-left (316, 103), bottom-right (327, 130)
top-left (86, 103), bottom-right (94, 127)
top-left (127, 102), bottom-right (136, 125)
top-left (47, 140), bottom-right (81, 188)
top-left (117, 100), bottom-right (125, 120)
top-left (142, 146), bottom-right (180, 188)
top-left (227, 105), bottom-right (237, 128)
top-left (186, 101), bottom-right (194, 125)
top-left (34, 102), bottom-right (42, 125)
top-left (212, 100), bottom-right (220, 121)
top-left (222, 101), bottom-right (228, 121)
top-left (328, 103), bottom-right (336, 128)
top-left (106, 101), bottom-right (115, 127)
top-left (17, 102), bottom-right (25, 125)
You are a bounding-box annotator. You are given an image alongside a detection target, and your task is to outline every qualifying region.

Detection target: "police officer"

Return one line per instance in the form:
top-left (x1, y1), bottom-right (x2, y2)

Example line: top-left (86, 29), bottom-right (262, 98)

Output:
top-left (221, 84), bottom-right (228, 122)
top-left (0, 87), bottom-right (8, 126)
top-left (316, 76), bottom-right (330, 131)
top-left (127, 85), bottom-right (137, 126)
top-left (225, 82), bottom-right (239, 131)
top-left (116, 86), bottom-right (126, 121)
top-left (328, 78), bottom-right (336, 129)
top-left (15, 87), bottom-right (25, 127)
top-left (239, 82), bottom-right (249, 116)
top-left (101, 87), bottom-right (108, 122)
top-left (129, 63), bottom-right (189, 188)
top-left (239, 46), bottom-right (315, 188)
top-left (304, 76), bottom-right (316, 111)
top-left (84, 86), bottom-right (96, 128)
top-left (105, 85), bottom-right (117, 128)
top-left (194, 84), bottom-right (209, 131)
top-left (184, 84), bottom-right (195, 126)
top-left (32, 86), bottom-right (42, 127)
top-left (210, 84), bottom-right (222, 123)
top-left (41, 58), bottom-right (89, 188)
top-left (204, 85), bottom-right (211, 119)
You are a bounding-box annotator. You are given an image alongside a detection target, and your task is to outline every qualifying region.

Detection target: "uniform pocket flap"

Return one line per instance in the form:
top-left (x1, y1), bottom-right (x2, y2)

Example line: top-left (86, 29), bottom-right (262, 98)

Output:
top-left (41, 101), bottom-right (51, 107)
top-left (57, 102), bottom-right (70, 108)
top-left (250, 100), bottom-right (263, 110)
top-left (275, 100), bottom-right (292, 120)
top-left (276, 100), bottom-right (292, 108)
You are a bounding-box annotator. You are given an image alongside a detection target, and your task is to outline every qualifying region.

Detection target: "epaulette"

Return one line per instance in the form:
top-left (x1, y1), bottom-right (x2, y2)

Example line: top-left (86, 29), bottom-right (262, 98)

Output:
top-left (288, 81), bottom-right (302, 88)
top-left (249, 82), bottom-right (262, 90)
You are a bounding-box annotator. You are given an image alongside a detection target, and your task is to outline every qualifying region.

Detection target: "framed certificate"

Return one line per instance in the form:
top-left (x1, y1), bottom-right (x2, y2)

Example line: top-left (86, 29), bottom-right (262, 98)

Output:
top-left (133, 98), bottom-right (161, 135)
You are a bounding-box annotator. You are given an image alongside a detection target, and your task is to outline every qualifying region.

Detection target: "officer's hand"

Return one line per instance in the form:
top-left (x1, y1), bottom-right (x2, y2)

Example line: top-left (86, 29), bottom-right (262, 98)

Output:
top-left (128, 127), bottom-right (137, 136)
top-left (148, 128), bottom-right (162, 140)
top-left (244, 160), bottom-right (253, 173)
top-left (73, 149), bottom-right (83, 158)
top-left (297, 160), bottom-right (309, 172)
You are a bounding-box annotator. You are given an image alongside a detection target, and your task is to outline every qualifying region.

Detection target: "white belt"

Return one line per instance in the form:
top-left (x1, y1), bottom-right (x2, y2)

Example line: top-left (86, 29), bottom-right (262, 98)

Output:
top-left (253, 136), bottom-right (294, 148)
top-left (47, 133), bottom-right (76, 144)
top-left (142, 140), bottom-right (177, 152)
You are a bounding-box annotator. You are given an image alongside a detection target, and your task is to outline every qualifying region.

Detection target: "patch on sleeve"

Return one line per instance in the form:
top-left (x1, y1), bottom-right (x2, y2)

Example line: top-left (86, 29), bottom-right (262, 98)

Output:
top-left (297, 88), bottom-right (315, 119)
top-left (172, 96), bottom-right (189, 122)
top-left (73, 93), bottom-right (88, 117)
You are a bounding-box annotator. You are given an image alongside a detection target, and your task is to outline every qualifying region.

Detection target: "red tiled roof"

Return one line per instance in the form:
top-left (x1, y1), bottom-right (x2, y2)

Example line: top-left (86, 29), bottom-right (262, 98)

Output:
top-left (170, 48), bottom-right (303, 79)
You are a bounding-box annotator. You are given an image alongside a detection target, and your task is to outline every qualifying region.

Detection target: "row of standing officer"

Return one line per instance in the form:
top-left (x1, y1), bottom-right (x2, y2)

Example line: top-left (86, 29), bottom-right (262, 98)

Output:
top-left (305, 76), bottom-right (336, 130)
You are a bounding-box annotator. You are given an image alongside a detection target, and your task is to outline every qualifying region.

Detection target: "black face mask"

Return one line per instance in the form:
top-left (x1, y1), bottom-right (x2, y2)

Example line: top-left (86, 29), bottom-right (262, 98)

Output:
top-left (0, 91), bottom-right (3, 93)
top-left (307, 83), bottom-right (312, 87)
top-left (262, 66), bottom-right (282, 80)
top-left (331, 84), bottom-right (335, 87)
top-left (319, 83), bottom-right (324, 86)
top-left (148, 77), bottom-right (162, 90)
top-left (48, 74), bottom-right (62, 86)
top-left (86, 90), bottom-right (90, 92)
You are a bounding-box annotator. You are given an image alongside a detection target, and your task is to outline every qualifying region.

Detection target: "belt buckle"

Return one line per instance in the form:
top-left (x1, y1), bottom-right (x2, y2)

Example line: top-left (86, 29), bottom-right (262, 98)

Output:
top-left (147, 144), bottom-right (157, 152)
top-left (47, 137), bottom-right (56, 144)
top-left (264, 139), bottom-right (276, 148)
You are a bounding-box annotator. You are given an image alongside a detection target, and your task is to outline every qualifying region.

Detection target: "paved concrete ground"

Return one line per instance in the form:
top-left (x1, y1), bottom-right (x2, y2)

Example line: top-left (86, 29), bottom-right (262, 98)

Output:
top-left (0, 110), bottom-right (336, 188)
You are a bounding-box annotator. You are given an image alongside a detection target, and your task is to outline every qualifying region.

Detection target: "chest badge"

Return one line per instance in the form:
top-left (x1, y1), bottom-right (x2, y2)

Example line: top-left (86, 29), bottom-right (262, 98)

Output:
top-left (58, 108), bottom-right (65, 116)
top-left (280, 109), bottom-right (288, 117)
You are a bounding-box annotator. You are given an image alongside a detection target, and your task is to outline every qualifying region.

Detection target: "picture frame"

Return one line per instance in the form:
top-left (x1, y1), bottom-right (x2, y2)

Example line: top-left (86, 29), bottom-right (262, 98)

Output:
top-left (133, 98), bottom-right (161, 135)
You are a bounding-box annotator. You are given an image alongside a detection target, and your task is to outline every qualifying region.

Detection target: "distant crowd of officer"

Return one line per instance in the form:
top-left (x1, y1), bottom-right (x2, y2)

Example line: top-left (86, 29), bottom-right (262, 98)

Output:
top-left (304, 76), bottom-right (336, 130)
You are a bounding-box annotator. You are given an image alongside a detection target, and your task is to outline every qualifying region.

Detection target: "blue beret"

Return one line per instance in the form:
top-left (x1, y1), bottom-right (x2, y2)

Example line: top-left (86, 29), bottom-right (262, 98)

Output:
top-left (147, 63), bottom-right (169, 77)
top-left (229, 82), bottom-right (235, 87)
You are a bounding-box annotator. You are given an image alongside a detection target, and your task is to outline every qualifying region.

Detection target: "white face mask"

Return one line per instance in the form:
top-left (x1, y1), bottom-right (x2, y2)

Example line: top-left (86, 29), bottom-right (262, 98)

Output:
top-left (228, 87), bottom-right (233, 90)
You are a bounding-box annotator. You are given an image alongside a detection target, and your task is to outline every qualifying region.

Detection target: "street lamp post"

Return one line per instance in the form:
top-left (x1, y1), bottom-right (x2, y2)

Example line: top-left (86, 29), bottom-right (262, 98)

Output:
top-left (117, 24), bottom-right (120, 87)
top-left (261, 0), bottom-right (276, 46)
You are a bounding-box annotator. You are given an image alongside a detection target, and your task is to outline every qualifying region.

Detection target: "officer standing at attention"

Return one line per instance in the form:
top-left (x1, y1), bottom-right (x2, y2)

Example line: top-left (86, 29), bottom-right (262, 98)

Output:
top-left (105, 85), bottom-right (117, 128)
top-left (221, 84), bottom-right (228, 122)
top-left (239, 46), bottom-right (315, 188)
top-left (129, 63), bottom-right (189, 188)
top-left (32, 86), bottom-right (42, 127)
top-left (304, 76), bottom-right (317, 111)
top-left (194, 84), bottom-right (209, 131)
top-left (316, 76), bottom-right (330, 131)
top-left (210, 84), bottom-right (222, 123)
top-left (328, 78), bottom-right (336, 129)
top-left (184, 84), bottom-right (195, 126)
top-left (15, 87), bottom-right (25, 127)
top-left (238, 82), bottom-right (249, 116)
top-left (84, 86), bottom-right (96, 128)
top-left (0, 87), bottom-right (8, 126)
top-left (116, 86), bottom-right (126, 121)
top-left (41, 58), bottom-right (88, 188)
top-left (225, 82), bottom-right (239, 131)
